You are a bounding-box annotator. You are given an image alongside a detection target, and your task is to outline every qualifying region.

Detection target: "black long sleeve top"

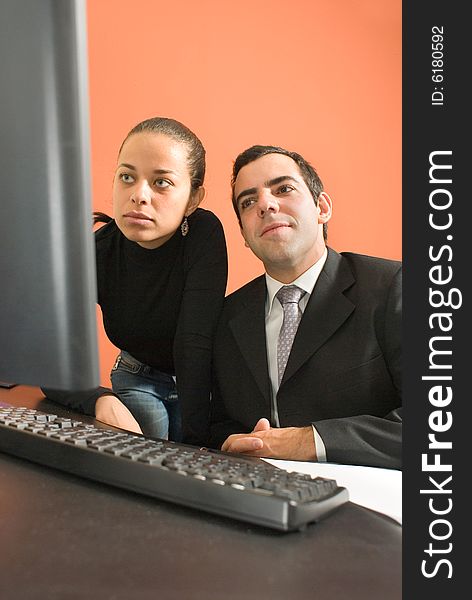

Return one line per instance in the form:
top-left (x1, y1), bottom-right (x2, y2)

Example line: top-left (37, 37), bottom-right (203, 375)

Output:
top-left (45, 208), bottom-right (227, 445)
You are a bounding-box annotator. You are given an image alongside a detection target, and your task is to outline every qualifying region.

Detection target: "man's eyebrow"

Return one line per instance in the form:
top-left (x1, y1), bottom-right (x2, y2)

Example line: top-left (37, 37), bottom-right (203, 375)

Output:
top-left (235, 175), bottom-right (299, 205)
top-left (265, 175), bottom-right (298, 187)
top-left (117, 163), bottom-right (178, 175)
top-left (235, 186), bottom-right (257, 205)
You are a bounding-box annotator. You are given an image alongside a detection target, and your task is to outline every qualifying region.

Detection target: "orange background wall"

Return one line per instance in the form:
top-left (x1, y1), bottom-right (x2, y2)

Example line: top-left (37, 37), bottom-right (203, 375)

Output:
top-left (86, 0), bottom-right (401, 385)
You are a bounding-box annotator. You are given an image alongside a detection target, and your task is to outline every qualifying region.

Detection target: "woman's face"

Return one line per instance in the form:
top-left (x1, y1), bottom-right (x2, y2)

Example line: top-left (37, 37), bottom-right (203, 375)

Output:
top-left (113, 132), bottom-right (201, 249)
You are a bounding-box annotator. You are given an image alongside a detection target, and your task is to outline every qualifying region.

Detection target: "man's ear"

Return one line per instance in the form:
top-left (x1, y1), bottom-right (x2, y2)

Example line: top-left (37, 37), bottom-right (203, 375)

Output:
top-left (317, 192), bottom-right (333, 224)
top-left (185, 186), bottom-right (206, 217)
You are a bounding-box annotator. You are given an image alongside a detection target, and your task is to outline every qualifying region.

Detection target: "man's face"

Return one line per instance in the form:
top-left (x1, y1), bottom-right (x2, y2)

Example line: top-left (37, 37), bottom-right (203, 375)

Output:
top-left (234, 153), bottom-right (331, 281)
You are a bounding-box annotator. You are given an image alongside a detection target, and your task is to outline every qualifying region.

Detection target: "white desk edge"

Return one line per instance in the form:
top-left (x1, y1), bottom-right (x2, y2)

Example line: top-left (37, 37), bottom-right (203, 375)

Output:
top-left (263, 459), bottom-right (402, 525)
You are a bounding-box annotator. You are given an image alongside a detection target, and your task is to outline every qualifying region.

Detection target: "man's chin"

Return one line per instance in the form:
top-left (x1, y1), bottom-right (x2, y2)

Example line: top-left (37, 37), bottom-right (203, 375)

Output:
top-left (256, 249), bottom-right (295, 269)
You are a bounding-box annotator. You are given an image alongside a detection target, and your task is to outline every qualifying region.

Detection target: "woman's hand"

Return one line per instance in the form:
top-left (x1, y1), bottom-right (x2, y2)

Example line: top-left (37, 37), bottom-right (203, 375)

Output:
top-left (95, 395), bottom-right (143, 434)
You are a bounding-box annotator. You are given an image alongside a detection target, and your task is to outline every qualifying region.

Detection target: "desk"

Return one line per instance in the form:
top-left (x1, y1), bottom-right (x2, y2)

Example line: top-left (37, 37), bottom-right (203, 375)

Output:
top-left (0, 386), bottom-right (401, 600)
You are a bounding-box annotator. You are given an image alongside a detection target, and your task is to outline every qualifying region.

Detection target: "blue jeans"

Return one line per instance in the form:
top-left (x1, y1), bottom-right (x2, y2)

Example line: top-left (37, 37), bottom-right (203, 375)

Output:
top-left (110, 351), bottom-right (182, 441)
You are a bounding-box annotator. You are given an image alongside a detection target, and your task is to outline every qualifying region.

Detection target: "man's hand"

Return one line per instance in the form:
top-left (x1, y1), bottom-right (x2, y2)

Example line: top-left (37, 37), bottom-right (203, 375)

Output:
top-left (221, 418), bottom-right (317, 461)
top-left (95, 395), bottom-right (143, 434)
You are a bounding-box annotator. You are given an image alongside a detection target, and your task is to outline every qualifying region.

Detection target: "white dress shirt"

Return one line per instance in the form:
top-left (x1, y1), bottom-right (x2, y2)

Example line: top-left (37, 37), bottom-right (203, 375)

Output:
top-left (265, 249), bottom-right (328, 461)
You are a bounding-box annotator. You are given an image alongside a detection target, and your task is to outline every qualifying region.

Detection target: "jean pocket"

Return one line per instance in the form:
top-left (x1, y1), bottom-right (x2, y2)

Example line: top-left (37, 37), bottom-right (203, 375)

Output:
top-left (111, 353), bottom-right (141, 375)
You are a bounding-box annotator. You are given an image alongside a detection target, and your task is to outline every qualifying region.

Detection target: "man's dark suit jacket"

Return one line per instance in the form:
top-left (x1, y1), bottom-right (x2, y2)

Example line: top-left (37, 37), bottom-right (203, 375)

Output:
top-left (209, 248), bottom-right (402, 469)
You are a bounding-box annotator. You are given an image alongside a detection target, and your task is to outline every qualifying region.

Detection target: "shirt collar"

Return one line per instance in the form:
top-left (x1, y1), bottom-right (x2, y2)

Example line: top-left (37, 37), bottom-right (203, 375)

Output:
top-left (265, 248), bottom-right (328, 316)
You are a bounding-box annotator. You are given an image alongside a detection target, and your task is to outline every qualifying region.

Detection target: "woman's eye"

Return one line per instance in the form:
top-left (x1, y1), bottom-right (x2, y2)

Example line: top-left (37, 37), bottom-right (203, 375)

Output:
top-left (120, 173), bottom-right (134, 183)
top-left (154, 179), bottom-right (171, 188)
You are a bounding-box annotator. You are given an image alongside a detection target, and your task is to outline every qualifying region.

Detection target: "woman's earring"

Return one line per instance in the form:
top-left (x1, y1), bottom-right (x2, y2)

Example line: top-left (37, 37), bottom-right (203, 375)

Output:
top-left (180, 217), bottom-right (189, 237)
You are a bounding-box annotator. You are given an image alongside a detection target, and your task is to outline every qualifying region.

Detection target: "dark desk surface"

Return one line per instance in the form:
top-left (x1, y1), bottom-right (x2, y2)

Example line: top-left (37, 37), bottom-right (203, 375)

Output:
top-left (0, 386), bottom-right (401, 600)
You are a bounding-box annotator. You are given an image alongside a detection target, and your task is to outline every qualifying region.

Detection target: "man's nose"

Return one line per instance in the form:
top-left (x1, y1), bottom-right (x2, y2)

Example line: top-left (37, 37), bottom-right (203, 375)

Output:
top-left (257, 190), bottom-right (279, 217)
top-left (131, 181), bottom-right (152, 204)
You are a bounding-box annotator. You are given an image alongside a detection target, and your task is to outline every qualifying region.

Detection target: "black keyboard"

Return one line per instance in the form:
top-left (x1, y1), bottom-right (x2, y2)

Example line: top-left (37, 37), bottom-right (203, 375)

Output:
top-left (0, 405), bottom-right (348, 532)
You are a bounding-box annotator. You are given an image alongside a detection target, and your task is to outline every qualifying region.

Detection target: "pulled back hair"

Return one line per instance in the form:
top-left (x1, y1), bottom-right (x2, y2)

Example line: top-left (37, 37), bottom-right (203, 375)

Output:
top-left (120, 117), bottom-right (206, 191)
top-left (94, 117), bottom-right (206, 225)
top-left (231, 145), bottom-right (328, 241)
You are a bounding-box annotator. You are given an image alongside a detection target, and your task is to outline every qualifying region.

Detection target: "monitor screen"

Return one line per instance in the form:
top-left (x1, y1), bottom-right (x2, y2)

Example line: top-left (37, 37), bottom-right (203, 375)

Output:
top-left (0, 0), bottom-right (99, 390)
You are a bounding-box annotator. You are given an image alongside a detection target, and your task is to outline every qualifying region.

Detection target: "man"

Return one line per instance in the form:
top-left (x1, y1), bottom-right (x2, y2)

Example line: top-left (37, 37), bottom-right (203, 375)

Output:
top-left (209, 145), bottom-right (401, 469)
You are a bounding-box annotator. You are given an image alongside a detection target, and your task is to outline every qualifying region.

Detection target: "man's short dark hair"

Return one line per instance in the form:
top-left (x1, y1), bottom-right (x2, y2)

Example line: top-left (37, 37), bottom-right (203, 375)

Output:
top-left (231, 145), bottom-right (328, 240)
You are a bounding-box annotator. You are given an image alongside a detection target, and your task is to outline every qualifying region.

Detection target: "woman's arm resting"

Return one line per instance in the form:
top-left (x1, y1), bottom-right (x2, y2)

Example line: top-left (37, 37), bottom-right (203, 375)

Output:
top-left (95, 395), bottom-right (143, 434)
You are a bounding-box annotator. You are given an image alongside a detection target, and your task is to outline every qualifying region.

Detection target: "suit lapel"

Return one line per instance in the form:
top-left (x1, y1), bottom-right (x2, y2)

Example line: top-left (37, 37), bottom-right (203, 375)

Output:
top-left (229, 277), bottom-right (272, 403)
top-left (281, 249), bottom-right (356, 386)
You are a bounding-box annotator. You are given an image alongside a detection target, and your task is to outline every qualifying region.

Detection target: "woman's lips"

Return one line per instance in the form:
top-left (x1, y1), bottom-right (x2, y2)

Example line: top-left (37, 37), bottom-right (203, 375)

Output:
top-left (123, 211), bottom-right (154, 225)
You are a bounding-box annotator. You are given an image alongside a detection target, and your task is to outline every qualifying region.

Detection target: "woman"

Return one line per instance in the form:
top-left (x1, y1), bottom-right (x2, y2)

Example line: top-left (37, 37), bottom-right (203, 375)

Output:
top-left (45, 117), bottom-right (227, 445)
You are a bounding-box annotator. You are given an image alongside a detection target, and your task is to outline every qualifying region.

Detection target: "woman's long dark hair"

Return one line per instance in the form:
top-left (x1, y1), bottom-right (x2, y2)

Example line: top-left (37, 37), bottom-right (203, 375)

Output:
top-left (93, 211), bottom-right (113, 225)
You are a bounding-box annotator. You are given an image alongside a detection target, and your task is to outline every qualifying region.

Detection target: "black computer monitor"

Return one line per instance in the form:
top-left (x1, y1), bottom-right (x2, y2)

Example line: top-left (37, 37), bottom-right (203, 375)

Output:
top-left (0, 0), bottom-right (99, 390)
